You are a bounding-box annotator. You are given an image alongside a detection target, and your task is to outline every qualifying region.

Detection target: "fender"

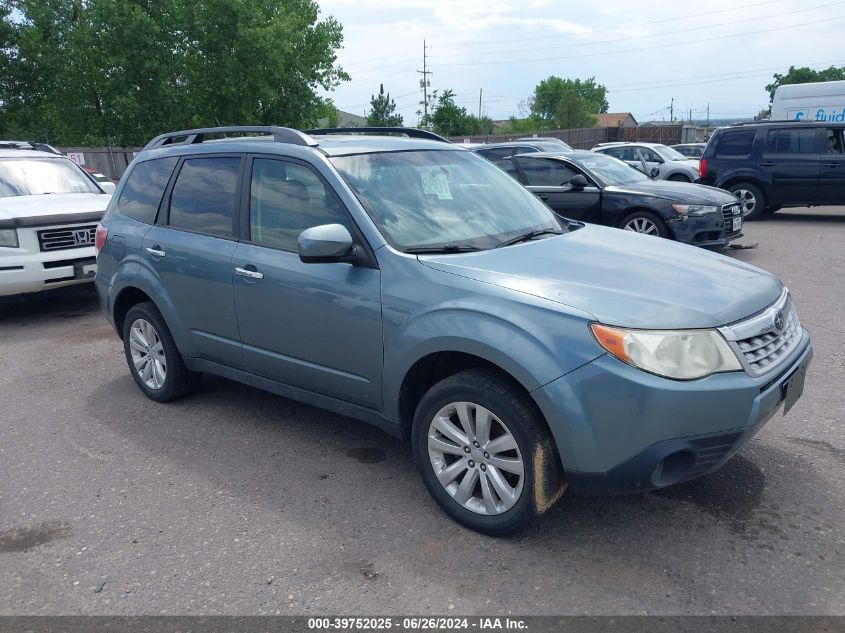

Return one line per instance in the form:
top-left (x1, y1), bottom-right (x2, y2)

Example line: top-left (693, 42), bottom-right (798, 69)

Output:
top-left (382, 304), bottom-right (602, 422)
top-left (716, 168), bottom-right (771, 190)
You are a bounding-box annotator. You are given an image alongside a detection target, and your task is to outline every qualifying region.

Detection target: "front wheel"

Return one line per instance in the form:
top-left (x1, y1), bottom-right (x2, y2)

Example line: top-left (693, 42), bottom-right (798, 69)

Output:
top-left (620, 211), bottom-right (669, 238)
top-left (411, 369), bottom-right (564, 536)
top-left (667, 173), bottom-right (690, 182)
top-left (122, 301), bottom-right (201, 402)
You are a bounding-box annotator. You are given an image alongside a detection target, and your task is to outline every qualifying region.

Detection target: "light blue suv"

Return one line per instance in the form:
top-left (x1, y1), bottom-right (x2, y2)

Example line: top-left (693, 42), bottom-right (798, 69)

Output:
top-left (95, 126), bottom-right (812, 535)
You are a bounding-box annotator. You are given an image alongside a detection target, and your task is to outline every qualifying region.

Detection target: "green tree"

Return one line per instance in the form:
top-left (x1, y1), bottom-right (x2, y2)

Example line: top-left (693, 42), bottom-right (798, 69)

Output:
top-left (366, 84), bottom-right (403, 126)
top-left (765, 65), bottom-right (845, 103)
top-left (0, 0), bottom-right (349, 145)
top-left (529, 76), bottom-right (608, 128)
top-left (429, 89), bottom-right (476, 137)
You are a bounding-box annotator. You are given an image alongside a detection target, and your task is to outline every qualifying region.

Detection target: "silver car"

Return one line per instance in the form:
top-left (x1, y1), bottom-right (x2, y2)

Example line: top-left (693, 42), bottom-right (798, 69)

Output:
top-left (592, 142), bottom-right (700, 182)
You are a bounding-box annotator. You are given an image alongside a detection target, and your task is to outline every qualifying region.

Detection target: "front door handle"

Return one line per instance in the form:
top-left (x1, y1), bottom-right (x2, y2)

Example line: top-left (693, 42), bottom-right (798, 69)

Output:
top-left (537, 194), bottom-right (550, 201)
top-left (823, 162), bottom-right (838, 168)
top-left (235, 266), bottom-right (264, 280)
top-left (760, 161), bottom-right (776, 167)
top-left (145, 246), bottom-right (166, 257)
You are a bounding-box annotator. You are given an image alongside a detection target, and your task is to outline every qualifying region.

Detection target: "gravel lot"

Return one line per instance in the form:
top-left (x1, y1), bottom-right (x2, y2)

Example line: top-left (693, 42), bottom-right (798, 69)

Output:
top-left (1, 207), bottom-right (843, 616)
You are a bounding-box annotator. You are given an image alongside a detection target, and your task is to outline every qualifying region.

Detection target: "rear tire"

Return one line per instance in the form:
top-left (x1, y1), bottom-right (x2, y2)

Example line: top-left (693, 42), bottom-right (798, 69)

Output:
top-left (411, 369), bottom-right (564, 536)
top-left (729, 182), bottom-right (766, 220)
top-left (122, 301), bottom-right (201, 402)
top-left (620, 210), bottom-right (669, 238)
top-left (667, 173), bottom-right (690, 182)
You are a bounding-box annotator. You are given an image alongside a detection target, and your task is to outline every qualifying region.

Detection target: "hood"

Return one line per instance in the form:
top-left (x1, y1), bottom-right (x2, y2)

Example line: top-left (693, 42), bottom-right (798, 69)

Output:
top-left (605, 180), bottom-right (738, 205)
top-left (0, 193), bottom-right (110, 227)
top-left (419, 225), bottom-right (782, 329)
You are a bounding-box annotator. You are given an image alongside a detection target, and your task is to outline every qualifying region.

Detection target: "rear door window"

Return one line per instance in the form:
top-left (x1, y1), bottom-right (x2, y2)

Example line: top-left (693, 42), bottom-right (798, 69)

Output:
top-left (715, 131), bottom-right (756, 157)
top-left (516, 157), bottom-right (578, 186)
top-left (117, 157), bottom-right (178, 224)
top-left (167, 156), bottom-right (241, 238)
top-left (765, 128), bottom-right (819, 154)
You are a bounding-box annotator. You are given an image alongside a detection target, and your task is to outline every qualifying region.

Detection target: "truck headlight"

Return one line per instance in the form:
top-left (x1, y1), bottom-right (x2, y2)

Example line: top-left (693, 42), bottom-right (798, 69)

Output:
top-left (0, 229), bottom-right (19, 248)
top-left (591, 323), bottom-right (741, 380)
top-left (671, 204), bottom-right (718, 216)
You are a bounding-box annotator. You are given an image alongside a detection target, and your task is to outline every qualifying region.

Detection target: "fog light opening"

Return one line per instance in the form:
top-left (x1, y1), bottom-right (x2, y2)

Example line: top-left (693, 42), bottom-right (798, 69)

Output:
top-left (651, 450), bottom-right (696, 487)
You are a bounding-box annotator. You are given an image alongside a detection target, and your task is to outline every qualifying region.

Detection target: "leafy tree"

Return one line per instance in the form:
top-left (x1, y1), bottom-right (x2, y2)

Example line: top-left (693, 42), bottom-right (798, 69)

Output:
top-left (0, 0), bottom-right (349, 145)
top-left (430, 89), bottom-right (470, 136)
top-left (529, 76), bottom-right (608, 128)
top-left (366, 84), bottom-right (403, 126)
top-left (766, 65), bottom-right (845, 103)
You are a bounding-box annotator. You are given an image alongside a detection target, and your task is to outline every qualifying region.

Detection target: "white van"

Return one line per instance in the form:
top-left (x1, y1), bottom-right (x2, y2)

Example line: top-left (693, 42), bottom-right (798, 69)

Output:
top-left (771, 80), bottom-right (845, 122)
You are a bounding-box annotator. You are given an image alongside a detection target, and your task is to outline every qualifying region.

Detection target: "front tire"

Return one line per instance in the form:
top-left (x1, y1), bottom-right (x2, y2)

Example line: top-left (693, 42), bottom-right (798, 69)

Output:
top-left (122, 301), bottom-right (201, 402)
top-left (411, 369), bottom-right (564, 536)
top-left (667, 173), bottom-right (690, 182)
top-left (620, 210), bottom-right (669, 238)
top-left (729, 182), bottom-right (766, 220)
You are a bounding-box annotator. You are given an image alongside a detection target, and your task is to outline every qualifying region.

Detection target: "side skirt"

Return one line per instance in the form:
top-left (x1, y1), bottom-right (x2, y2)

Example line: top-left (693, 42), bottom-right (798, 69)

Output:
top-left (184, 357), bottom-right (403, 439)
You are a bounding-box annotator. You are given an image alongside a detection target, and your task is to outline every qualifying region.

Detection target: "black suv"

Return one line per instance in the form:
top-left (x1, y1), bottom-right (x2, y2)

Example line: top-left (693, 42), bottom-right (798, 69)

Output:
top-left (698, 121), bottom-right (845, 219)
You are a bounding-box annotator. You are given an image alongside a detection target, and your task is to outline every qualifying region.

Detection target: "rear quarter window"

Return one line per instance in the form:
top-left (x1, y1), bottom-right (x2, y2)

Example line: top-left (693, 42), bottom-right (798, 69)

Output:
top-left (714, 131), bottom-right (756, 157)
top-left (117, 157), bottom-right (178, 224)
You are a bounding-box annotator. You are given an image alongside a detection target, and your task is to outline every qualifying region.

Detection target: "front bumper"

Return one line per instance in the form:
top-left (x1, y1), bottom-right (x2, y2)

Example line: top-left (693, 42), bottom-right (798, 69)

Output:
top-left (533, 329), bottom-right (812, 495)
top-left (667, 211), bottom-right (742, 247)
top-left (0, 246), bottom-right (97, 296)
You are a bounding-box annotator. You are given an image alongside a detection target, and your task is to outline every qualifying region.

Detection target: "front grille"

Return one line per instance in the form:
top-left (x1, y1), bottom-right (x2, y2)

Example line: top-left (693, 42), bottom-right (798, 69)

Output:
top-left (722, 203), bottom-right (742, 236)
top-left (720, 289), bottom-right (803, 377)
top-left (736, 306), bottom-right (800, 374)
top-left (683, 432), bottom-right (742, 480)
top-left (37, 224), bottom-right (98, 252)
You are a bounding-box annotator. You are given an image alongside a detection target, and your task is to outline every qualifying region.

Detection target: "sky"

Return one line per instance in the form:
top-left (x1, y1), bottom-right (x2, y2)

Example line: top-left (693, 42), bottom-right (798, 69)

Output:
top-left (315, 0), bottom-right (845, 124)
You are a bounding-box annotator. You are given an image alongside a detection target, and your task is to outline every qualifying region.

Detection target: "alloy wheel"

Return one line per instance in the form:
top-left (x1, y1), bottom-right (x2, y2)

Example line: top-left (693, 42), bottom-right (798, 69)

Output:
top-left (427, 401), bottom-right (524, 515)
top-left (734, 189), bottom-right (757, 216)
top-left (624, 217), bottom-right (660, 235)
top-left (128, 318), bottom-right (167, 390)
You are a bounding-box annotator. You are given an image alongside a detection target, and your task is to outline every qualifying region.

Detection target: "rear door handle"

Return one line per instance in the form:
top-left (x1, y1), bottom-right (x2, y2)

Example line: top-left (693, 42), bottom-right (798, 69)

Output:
top-left (145, 246), bottom-right (165, 257)
top-left (235, 266), bottom-right (264, 280)
top-left (823, 162), bottom-right (838, 168)
top-left (760, 161), bottom-right (776, 167)
top-left (537, 194), bottom-right (550, 201)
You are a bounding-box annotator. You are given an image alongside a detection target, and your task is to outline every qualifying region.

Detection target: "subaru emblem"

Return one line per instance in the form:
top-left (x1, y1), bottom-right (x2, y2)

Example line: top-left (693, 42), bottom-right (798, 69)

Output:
top-left (773, 310), bottom-right (785, 331)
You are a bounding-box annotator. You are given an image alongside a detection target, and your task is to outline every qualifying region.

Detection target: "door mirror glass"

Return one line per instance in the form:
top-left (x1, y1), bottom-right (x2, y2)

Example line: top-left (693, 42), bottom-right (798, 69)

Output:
top-left (569, 174), bottom-right (589, 189)
top-left (649, 167), bottom-right (660, 178)
top-left (298, 223), bottom-right (354, 263)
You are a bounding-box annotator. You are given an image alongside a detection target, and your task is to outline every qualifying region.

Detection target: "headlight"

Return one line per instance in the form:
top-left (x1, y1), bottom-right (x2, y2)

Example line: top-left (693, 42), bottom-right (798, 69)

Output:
top-left (591, 323), bottom-right (742, 380)
top-left (0, 229), bottom-right (18, 248)
top-left (671, 204), bottom-right (718, 216)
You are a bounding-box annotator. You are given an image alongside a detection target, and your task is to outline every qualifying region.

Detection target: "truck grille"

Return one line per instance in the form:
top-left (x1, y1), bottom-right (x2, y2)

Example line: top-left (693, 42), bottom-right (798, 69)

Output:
top-left (722, 203), bottom-right (742, 237)
top-left (719, 289), bottom-right (803, 377)
top-left (37, 224), bottom-right (98, 252)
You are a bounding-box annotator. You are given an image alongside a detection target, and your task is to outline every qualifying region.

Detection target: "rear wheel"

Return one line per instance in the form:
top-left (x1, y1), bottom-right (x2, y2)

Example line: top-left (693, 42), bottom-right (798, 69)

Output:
top-left (122, 302), bottom-right (201, 402)
top-left (411, 369), bottom-right (564, 536)
top-left (667, 173), bottom-right (690, 182)
top-left (620, 211), bottom-right (669, 238)
top-left (729, 182), bottom-right (766, 220)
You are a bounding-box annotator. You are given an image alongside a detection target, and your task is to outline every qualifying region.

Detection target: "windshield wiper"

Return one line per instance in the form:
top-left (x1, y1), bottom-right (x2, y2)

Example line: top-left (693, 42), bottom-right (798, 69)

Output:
top-left (495, 228), bottom-right (563, 249)
top-left (404, 243), bottom-right (482, 254)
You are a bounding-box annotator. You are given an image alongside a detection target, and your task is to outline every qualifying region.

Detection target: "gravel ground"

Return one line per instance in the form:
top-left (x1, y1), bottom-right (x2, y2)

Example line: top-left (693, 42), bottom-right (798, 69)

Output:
top-left (1, 207), bottom-right (843, 616)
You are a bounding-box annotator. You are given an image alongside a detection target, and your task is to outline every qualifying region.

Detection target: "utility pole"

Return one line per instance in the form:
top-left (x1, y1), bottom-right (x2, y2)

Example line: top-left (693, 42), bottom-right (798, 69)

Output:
top-left (478, 88), bottom-right (483, 120)
top-left (706, 103), bottom-right (710, 126)
top-left (417, 40), bottom-right (433, 125)
top-left (670, 97), bottom-right (674, 122)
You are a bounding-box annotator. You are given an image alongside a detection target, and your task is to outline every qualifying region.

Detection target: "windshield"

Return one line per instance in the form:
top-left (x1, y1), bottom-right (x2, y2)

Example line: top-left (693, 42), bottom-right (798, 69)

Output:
top-left (330, 150), bottom-right (561, 251)
top-left (654, 144), bottom-right (691, 162)
top-left (0, 158), bottom-right (101, 197)
top-left (569, 153), bottom-right (650, 186)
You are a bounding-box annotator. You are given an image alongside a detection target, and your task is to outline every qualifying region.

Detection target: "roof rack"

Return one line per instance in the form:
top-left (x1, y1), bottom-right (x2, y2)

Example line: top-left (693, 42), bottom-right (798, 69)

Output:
top-left (143, 126), bottom-right (318, 151)
top-left (304, 127), bottom-right (450, 143)
top-left (0, 141), bottom-right (62, 154)
top-left (730, 120), bottom-right (811, 126)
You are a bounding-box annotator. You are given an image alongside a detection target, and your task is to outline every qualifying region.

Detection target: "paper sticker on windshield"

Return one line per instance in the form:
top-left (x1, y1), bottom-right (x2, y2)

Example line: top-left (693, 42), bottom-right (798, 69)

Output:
top-left (421, 167), bottom-right (452, 200)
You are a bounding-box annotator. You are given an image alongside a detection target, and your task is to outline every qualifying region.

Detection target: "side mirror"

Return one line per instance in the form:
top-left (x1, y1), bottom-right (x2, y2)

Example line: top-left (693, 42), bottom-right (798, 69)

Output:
top-left (298, 224), bottom-right (354, 264)
top-left (569, 174), bottom-right (589, 190)
top-left (649, 167), bottom-right (660, 178)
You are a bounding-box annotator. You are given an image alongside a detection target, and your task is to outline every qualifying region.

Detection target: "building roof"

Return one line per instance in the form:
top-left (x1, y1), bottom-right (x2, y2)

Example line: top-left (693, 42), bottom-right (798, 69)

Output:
top-left (595, 112), bottom-right (638, 127)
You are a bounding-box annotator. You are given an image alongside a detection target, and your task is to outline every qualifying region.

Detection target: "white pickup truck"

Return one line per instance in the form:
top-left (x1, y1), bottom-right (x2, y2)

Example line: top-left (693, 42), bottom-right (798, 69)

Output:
top-left (0, 145), bottom-right (112, 296)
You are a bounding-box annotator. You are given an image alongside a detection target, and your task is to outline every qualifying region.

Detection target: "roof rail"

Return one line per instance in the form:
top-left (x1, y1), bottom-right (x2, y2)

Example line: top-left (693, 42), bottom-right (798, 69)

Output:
top-left (304, 127), bottom-right (450, 143)
top-left (730, 120), bottom-right (813, 126)
top-left (0, 141), bottom-right (62, 154)
top-left (143, 126), bottom-right (318, 151)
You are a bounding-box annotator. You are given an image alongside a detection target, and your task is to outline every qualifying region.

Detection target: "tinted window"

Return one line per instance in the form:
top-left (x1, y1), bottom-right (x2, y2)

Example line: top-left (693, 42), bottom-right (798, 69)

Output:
top-left (517, 157), bottom-right (577, 186)
top-left (601, 146), bottom-right (638, 161)
top-left (168, 157), bottom-right (240, 237)
top-left (476, 147), bottom-right (514, 161)
top-left (826, 128), bottom-right (845, 154)
top-left (117, 158), bottom-right (178, 224)
top-left (715, 131), bottom-right (755, 157)
top-left (765, 128), bottom-right (818, 154)
top-left (249, 159), bottom-right (351, 251)
top-left (639, 147), bottom-right (662, 162)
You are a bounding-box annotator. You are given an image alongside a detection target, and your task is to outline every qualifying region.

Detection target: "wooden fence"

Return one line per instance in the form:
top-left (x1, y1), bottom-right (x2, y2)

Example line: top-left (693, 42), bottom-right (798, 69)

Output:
top-left (450, 124), bottom-right (713, 149)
